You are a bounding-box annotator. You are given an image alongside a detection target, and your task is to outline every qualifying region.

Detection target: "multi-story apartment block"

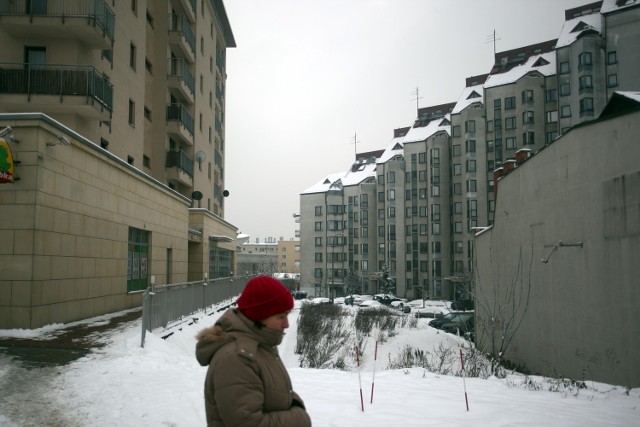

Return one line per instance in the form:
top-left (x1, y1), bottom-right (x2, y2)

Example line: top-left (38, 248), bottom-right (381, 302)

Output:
top-left (0, 0), bottom-right (237, 328)
top-left (299, 0), bottom-right (639, 301)
top-left (277, 239), bottom-right (300, 275)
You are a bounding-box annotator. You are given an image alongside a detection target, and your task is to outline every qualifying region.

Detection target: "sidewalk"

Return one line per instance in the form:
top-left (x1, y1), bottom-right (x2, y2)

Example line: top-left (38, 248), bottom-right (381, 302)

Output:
top-left (0, 308), bottom-right (142, 367)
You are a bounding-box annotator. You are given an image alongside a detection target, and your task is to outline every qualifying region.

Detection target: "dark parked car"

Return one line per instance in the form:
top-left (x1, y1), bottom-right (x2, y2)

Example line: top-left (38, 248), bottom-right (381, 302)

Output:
top-left (450, 299), bottom-right (474, 311)
top-left (441, 314), bottom-right (475, 341)
top-left (428, 312), bottom-right (459, 329)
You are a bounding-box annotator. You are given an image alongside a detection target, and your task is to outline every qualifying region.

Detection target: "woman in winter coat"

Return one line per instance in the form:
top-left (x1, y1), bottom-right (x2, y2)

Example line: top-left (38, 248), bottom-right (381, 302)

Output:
top-left (195, 275), bottom-right (311, 427)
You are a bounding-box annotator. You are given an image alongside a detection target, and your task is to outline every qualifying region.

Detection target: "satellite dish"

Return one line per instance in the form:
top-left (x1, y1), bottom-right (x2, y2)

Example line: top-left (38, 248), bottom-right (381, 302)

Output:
top-left (223, 190), bottom-right (230, 197)
top-left (192, 191), bottom-right (203, 200)
top-left (195, 151), bottom-right (207, 164)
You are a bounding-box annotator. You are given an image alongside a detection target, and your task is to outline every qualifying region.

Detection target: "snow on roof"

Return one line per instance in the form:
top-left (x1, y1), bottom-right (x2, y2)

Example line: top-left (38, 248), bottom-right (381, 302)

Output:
top-left (301, 162), bottom-right (377, 195)
top-left (484, 52), bottom-right (556, 89)
top-left (555, 12), bottom-right (602, 48)
top-left (377, 135), bottom-right (406, 164)
top-left (601, 0), bottom-right (640, 14)
top-left (401, 114), bottom-right (451, 144)
top-left (616, 91), bottom-right (640, 103)
top-left (451, 84), bottom-right (484, 115)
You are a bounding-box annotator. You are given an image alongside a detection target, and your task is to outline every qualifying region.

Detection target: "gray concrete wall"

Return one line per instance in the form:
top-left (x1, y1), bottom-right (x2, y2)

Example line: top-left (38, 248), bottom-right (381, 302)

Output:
top-left (474, 108), bottom-right (640, 387)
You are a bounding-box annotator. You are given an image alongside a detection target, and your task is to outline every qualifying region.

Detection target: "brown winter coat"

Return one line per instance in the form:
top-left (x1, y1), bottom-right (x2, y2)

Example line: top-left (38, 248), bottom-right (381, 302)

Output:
top-left (195, 308), bottom-right (311, 427)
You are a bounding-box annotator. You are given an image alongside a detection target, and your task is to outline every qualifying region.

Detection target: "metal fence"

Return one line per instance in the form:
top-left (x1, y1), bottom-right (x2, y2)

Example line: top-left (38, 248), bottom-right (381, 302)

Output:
top-left (140, 275), bottom-right (251, 347)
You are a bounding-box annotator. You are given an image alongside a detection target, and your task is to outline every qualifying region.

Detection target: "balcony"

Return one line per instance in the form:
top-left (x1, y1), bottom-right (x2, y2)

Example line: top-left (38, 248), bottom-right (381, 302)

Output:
top-left (167, 58), bottom-right (194, 104)
top-left (166, 103), bottom-right (194, 145)
top-left (0, 0), bottom-right (115, 49)
top-left (173, 0), bottom-right (196, 24)
top-left (165, 149), bottom-right (193, 187)
top-left (0, 63), bottom-right (113, 120)
top-left (168, 14), bottom-right (195, 63)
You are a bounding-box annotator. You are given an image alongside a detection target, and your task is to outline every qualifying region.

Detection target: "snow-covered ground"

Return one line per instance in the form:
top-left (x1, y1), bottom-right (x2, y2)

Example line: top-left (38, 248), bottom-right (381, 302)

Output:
top-left (0, 301), bottom-right (638, 426)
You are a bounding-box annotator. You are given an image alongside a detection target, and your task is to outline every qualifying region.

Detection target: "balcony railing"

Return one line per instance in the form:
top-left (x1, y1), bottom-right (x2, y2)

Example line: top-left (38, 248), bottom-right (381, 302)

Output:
top-left (168, 58), bottom-right (195, 95)
top-left (169, 13), bottom-right (195, 56)
top-left (165, 149), bottom-right (193, 177)
top-left (0, 63), bottom-right (113, 110)
top-left (166, 103), bottom-right (194, 135)
top-left (0, 0), bottom-right (115, 43)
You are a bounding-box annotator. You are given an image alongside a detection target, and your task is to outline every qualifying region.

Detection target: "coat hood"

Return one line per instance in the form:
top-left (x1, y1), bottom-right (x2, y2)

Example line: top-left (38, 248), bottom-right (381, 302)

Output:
top-left (195, 308), bottom-right (284, 366)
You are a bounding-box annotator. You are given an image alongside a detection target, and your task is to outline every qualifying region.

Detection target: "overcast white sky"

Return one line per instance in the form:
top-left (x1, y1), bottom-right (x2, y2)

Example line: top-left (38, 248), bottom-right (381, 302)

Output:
top-left (223, 0), bottom-right (588, 242)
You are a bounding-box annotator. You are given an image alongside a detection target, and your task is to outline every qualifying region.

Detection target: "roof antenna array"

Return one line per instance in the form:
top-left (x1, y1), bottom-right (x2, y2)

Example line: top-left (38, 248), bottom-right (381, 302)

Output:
top-left (351, 132), bottom-right (360, 161)
top-left (486, 29), bottom-right (501, 56)
top-left (410, 86), bottom-right (422, 117)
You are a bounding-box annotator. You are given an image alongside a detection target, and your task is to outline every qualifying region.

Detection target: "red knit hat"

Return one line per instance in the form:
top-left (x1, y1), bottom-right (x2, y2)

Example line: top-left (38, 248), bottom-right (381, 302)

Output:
top-left (236, 276), bottom-right (294, 322)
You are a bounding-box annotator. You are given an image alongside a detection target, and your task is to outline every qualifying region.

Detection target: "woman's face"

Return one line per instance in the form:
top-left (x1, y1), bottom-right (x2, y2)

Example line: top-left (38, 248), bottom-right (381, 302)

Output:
top-left (262, 311), bottom-right (290, 332)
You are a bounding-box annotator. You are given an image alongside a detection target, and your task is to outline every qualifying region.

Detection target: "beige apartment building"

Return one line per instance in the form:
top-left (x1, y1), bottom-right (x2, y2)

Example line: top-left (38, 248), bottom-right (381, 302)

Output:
top-left (0, 0), bottom-right (238, 328)
top-left (236, 238), bottom-right (300, 276)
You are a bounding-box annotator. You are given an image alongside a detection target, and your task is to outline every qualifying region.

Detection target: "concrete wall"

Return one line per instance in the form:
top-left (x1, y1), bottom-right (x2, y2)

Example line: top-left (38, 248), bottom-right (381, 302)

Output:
top-left (474, 108), bottom-right (640, 387)
top-left (0, 115), bottom-right (191, 329)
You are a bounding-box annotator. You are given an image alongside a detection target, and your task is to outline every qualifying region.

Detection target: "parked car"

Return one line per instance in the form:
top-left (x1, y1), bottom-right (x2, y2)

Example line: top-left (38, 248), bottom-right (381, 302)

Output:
top-left (374, 294), bottom-right (406, 305)
top-left (292, 290), bottom-right (308, 300)
top-left (428, 312), bottom-right (459, 329)
top-left (450, 299), bottom-right (474, 311)
top-left (441, 313), bottom-right (475, 341)
top-left (308, 297), bottom-right (332, 304)
top-left (412, 300), bottom-right (451, 318)
top-left (357, 300), bottom-right (383, 309)
top-left (353, 295), bottom-right (374, 305)
top-left (333, 297), bottom-right (346, 305)
top-left (390, 300), bottom-right (411, 313)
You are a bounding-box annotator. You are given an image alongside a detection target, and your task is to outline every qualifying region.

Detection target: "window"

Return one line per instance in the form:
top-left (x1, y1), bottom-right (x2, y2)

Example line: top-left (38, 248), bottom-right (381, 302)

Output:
top-left (580, 98), bottom-right (594, 116)
top-left (522, 132), bottom-right (535, 145)
top-left (522, 90), bottom-right (534, 104)
top-left (127, 227), bottom-right (149, 292)
top-left (579, 75), bottom-right (593, 91)
top-left (145, 58), bottom-right (153, 74)
top-left (431, 204), bottom-right (440, 221)
top-left (454, 222), bottom-right (463, 233)
top-left (561, 105), bottom-right (571, 118)
top-left (420, 224), bottom-right (427, 235)
top-left (453, 144), bottom-right (461, 156)
top-left (454, 202), bottom-right (462, 214)
top-left (453, 183), bottom-right (462, 195)
top-left (486, 120), bottom-right (494, 132)
top-left (453, 164), bottom-right (461, 175)
top-left (465, 140), bottom-right (476, 153)
top-left (494, 98), bottom-right (501, 108)
top-left (522, 111), bottom-right (534, 124)
top-left (431, 148), bottom-right (440, 165)
top-left (466, 159), bottom-right (476, 173)
top-left (315, 253), bottom-right (323, 262)
top-left (388, 207), bottom-right (396, 218)
top-left (505, 117), bottom-right (516, 129)
top-left (360, 194), bottom-right (368, 208)
top-left (131, 0), bottom-right (137, 14)
top-left (315, 221), bottom-right (323, 230)
top-left (387, 189), bottom-right (395, 201)
top-left (378, 209), bottom-right (384, 219)
top-left (130, 43), bottom-right (137, 70)
top-left (578, 51), bottom-right (592, 67)
top-left (315, 237), bottom-right (322, 246)
top-left (546, 131), bottom-right (558, 143)
top-left (378, 192), bottom-right (384, 202)
top-left (315, 206), bottom-right (323, 215)
top-left (144, 106), bottom-right (152, 121)
top-left (419, 206), bottom-right (427, 217)
top-left (420, 242), bottom-right (428, 254)
top-left (608, 74), bottom-right (618, 88)
top-left (465, 120), bottom-right (476, 133)
top-left (546, 110), bottom-right (558, 123)
top-left (419, 152), bottom-right (426, 163)
top-left (455, 241), bottom-right (463, 253)
top-left (505, 96), bottom-right (516, 110)
top-left (387, 171), bottom-right (395, 183)
top-left (378, 175), bottom-right (384, 185)
top-left (419, 170), bottom-right (427, 181)
top-left (128, 99), bottom-right (135, 125)
top-left (314, 268), bottom-right (323, 278)
top-left (362, 260), bottom-right (368, 271)
top-left (560, 83), bottom-right (571, 96)
top-left (431, 185), bottom-right (439, 197)
top-left (378, 243), bottom-right (385, 254)
top-left (487, 160), bottom-right (494, 171)
top-left (506, 137), bottom-right (517, 149)
top-left (452, 125), bottom-right (461, 137)
top-left (361, 227), bottom-right (368, 238)
top-left (432, 223), bottom-right (441, 235)
top-left (143, 155), bottom-right (150, 168)
top-left (419, 188), bottom-right (427, 199)
top-left (607, 51), bottom-right (617, 65)
top-left (559, 61), bottom-right (570, 74)
top-left (466, 180), bottom-right (477, 192)
top-left (545, 89), bottom-right (557, 103)
top-left (486, 140), bottom-right (494, 152)
top-left (468, 199), bottom-right (478, 218)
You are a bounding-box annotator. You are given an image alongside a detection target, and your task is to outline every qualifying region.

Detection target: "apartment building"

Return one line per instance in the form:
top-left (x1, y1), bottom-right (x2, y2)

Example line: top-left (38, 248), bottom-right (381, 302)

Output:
top-left (0, 0), bottom-right (237, 328)
top-left (299, 0), bottom-right (639, 300)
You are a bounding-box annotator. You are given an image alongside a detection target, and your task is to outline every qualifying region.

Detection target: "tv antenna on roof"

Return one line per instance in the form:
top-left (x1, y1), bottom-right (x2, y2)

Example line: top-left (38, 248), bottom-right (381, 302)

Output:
top-left (351, 132), bottom-right (360, 160)
top-left (410, 87), bottom-right (422, 116)
top-left (486, 29), bottom-right (501, 56)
